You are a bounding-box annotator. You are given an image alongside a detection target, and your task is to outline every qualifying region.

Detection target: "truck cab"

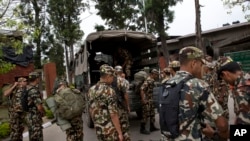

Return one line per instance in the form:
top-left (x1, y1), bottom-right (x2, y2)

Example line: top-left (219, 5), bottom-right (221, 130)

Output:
top-left (74, 30), bottom-right (160, 128)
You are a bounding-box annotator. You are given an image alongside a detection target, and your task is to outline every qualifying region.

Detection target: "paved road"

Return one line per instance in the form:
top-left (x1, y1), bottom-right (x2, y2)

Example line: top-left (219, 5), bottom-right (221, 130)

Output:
top-left (20, 95), bottom-right (235, 141)
top-left (22, 112), bottom-right (161, 141)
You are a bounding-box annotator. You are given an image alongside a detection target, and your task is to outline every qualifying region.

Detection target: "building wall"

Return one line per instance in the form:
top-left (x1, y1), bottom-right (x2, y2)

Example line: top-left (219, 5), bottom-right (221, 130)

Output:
top-left (0, 63), bottom-right (34, 87)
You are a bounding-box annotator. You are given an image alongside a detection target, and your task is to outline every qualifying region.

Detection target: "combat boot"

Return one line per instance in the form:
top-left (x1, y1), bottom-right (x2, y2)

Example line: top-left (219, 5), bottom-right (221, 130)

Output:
top-left (150, 122), bottom-right (160, 132)
top-left (140, 123), bottom-right (150, 135)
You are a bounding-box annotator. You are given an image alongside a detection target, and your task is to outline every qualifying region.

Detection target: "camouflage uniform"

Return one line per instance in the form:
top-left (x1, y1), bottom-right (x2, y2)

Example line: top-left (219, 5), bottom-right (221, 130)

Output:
top-left (3, 84), bottom-right (26, 141)
top-left (117, 48), bottom-right (133, 77)
top-left (65, 115), bottom-right (84, 141)
top-left (26, 85), bottom-right (43, 141)
top-left (217, 56), bottom-right (250, 124)
top-left (140, 76), bottom-right (156, 124)
top-left (161, 71), bottom-right (224, 141)
top-left (230, 74), bottom-right (250, 124)
top-left (161, 47), bottom-right (224, 141)
top-left (114, 76), bottom-right (131, 141)
top-left (88, 81), bottom-right (119, 141)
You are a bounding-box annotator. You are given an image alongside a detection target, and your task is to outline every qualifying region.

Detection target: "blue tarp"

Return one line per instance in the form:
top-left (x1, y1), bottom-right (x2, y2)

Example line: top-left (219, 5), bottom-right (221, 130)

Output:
top-left (2, 45), bottom-right (34, 67)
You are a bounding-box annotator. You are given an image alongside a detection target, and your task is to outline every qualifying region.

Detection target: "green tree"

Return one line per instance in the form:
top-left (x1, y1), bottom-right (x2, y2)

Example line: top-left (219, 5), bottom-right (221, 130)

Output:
top-left (92, 0), bottom-right (182, 62)
top-left (92, 0), bottom-right (143, 30)
top-left (47, 0), bottom-right (87, 83)
top-left (0, 0), bottom-right (27, 74)
top-left (222, 0), bottom-right (250, 21)
top-left (17, 0), bottom-right (47, 69)
top-left (144, 0), bottom-right (182, 62)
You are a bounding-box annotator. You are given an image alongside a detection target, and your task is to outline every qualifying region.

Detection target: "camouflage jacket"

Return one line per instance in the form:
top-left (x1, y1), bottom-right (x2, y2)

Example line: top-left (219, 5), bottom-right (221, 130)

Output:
top-left (168, 71), bottom-right (223, 141)
top-left (27, 85), bottom-right (43, 112)
top-left (203, 72), bottom-right (230, 120)
top-left (3, 84), bottom-right (24, 112)
top-left (140, 76), bottom-right (155, 100)
top-left (232, 73), bottom-right (250, 124)
top-left (87, 82), bottom-right (119, 137)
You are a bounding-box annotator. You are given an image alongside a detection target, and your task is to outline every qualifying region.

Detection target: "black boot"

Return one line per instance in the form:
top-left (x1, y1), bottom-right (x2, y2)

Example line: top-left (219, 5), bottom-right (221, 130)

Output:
top-left (140, 123), bottom-right (150, 135)
top-left (150, 122), bottom-right (160, 132)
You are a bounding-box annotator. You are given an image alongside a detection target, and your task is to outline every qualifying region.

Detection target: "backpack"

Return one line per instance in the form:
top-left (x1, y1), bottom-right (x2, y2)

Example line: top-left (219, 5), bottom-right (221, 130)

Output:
top-left (134, 70), bottom-right (147, 95)
top-left (159, 76), bottom-right (193, 138)
top-left (21, 87), bottom-right (35, 112)
top-left (54, 88), bottom-right (84, 120)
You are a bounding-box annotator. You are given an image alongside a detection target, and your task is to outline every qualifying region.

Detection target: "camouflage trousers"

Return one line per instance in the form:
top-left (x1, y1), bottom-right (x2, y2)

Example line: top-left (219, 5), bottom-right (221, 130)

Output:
top-left (95, 126), bottom-right (118, 141)
top-left (66, 115), bottom-right (84, 141)
top-left (141, 101), bottom-right (155, 123)
top-left (27, 111), bottom-right (43, 141)
top-left (118, 106), bottom-right (130, 141)
top-left (9, 111), bottom-right (25, 141)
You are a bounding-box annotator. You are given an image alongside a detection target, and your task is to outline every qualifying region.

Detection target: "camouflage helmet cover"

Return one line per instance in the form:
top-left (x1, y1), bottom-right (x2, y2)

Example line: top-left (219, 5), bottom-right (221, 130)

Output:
top-left (169, 60), bottom-right (180, 68)
top-left (179, 46), bottom-right (204, 59)
top-left (100, 64), bottom-right (115, 75)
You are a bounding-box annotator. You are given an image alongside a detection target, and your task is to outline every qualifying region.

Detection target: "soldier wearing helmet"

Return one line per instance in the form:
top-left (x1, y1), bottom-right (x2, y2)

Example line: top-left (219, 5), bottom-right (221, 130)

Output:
top-left (87, 64), bottom-right (124, 141)
top-left (140, 68), bottom-right (160, 134)
top-left (169, 60), bottom-right (180, 77)
top-left (112, 65), bottom-right (131, 140)
top-left (26, 71), bottom-right (45, 141)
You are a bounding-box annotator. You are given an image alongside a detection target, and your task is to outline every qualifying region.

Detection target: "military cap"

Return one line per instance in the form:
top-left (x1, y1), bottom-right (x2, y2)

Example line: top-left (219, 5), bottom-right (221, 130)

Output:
top-left (151, 69), bottom-right (159, 74)
top-left (169, 60), bottom-right (180, 68)
top-left (58, 78), bottom-right (67, 85)
top-left (216, 56), bottom-right (241, 79)
top-left (179, 46), bottom-right (204, 59)
top-left (15, 76), bottom-right (28, 82)
top-left (163, 67), bottom-right (170, 73)
top-left (203, 55), bottom-right (215, 69)
top-left (115, 65), bottom-right (123, 72)
top-left (29, 71), bottom-right (40, 77)
top-left (100, 64), bottom-right (115, 75)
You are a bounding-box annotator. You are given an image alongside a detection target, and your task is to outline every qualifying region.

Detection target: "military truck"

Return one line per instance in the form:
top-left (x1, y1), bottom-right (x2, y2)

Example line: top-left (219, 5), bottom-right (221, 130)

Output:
top-left (75, 30), bottom-right (160, 128)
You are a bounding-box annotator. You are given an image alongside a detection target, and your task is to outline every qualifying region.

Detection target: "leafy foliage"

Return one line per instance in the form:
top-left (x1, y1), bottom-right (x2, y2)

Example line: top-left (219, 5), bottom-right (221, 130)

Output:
top-left (222, 0), bottom-right (250, 21)
top-left (0, 122), bottom-right (10, 138)
top-left (45, 109), bottom-right (54, 119)
top-left (92, 0), bottom-right (142, 30)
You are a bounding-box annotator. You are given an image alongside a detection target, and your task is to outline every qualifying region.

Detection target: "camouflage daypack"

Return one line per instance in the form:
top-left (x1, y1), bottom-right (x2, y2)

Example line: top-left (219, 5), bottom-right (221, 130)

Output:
top-left (54, 88), bottom-right (84, 120)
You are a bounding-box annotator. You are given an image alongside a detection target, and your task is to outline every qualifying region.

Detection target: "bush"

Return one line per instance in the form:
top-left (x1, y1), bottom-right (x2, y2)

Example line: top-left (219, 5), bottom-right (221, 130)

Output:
top-left (45, 109), bottom-right (54, 119)
top-left (0, 122), bottom-right (10, 138)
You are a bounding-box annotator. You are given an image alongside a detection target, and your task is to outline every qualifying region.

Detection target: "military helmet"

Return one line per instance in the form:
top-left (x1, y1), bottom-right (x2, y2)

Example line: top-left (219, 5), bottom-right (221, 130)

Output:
top-left (100, 64), bottom-right (115, 75)
top-left (114, 65), bottom-right (123, 72)
top-left (169, 61), bottom-right (180, 68)
top-left (179, 46), bottom-right (204, 59)
top-left (28, 71), bottom-right (40, 79)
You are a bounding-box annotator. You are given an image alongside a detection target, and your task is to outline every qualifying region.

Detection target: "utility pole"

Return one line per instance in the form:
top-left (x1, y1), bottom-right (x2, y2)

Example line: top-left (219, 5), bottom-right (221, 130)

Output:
top-left (195, 0), bottom-right (206, 54)
top-left (142, 0), bottom-right (148, 33)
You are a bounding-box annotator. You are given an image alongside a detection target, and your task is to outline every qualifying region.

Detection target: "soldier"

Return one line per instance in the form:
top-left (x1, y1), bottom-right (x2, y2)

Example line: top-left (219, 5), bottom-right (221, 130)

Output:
top-left (161, 46), bottom-right (229, 141)
top-left (112, 65), bottom-right (131, 141)
top-left (3, 76), bottom-right (28, 141)
top-left (161, 67), bottom-right (171, 84)
top-left (87, 64), bottom-right (123, 141)
top-left (116, 47), bottom-right (133, 79)
top-left (26, 71), bottom-right (45, 141)
top-left (202, 56), bottom-right (230, 120)
top-left (169, 60), bottom-right (180, 77)
top-left (217, 56), bottom-right (250, 124)
top-left (140, 68), bottom-right (160, 134)
top-left (56, 79), bottom-right (84, 141)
